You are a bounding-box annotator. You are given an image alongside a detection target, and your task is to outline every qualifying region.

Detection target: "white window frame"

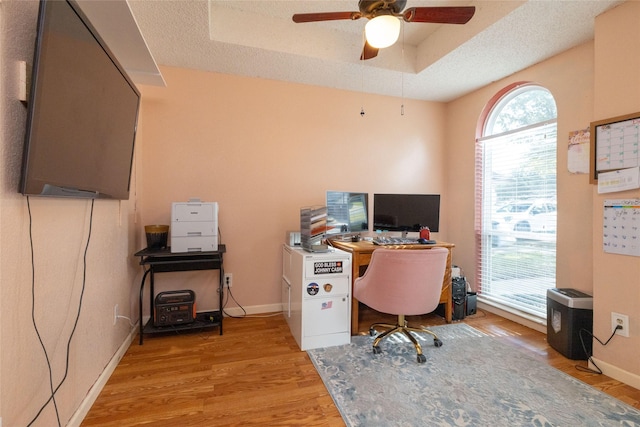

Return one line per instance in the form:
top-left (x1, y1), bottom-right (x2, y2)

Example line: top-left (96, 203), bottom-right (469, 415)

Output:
top-left (475, 84), bottom-right (557, 321)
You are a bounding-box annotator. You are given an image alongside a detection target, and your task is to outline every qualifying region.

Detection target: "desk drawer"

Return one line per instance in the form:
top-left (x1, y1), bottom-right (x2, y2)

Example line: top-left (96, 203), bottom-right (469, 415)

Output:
top-left (172, 202), bottom-right (218, 222)
top-left (171, 236), bottom-right (218, 253)
top-left (304, 257), bottom-right (351, 280)
top-left (304, 276), bottom-right (350, 298)
top-left (172, 221), bottom-right (216, 237)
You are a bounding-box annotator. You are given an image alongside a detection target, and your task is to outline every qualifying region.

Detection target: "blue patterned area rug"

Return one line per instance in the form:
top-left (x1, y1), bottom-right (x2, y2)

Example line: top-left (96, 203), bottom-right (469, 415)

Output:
top-left (307, 323), bottom-right (640, 426)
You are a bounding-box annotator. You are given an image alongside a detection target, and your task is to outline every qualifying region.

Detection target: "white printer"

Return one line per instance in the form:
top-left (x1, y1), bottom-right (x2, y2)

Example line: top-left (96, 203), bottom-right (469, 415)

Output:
top-left (170, 199), bottom-right (218, 253)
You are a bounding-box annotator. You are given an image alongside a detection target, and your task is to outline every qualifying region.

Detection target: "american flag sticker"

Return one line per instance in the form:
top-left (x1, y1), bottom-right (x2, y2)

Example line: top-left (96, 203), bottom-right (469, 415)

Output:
top-left (321, 301), bottom-right (332, 310)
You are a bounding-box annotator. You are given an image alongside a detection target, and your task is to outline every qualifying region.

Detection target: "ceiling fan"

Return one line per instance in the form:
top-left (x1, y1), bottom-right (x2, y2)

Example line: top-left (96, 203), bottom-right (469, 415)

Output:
top-left (292, 0), bottom-right (475, 60)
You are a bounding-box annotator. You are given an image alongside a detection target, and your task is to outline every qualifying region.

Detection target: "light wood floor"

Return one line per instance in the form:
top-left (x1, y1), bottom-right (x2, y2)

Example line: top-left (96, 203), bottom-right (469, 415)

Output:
top-left (81, 307), bottom-right (640, 426)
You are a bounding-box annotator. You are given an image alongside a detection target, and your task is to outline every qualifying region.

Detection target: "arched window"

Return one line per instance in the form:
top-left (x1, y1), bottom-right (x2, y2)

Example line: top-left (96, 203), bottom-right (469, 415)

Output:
top-left (475, 83), bottom-right (557, 320)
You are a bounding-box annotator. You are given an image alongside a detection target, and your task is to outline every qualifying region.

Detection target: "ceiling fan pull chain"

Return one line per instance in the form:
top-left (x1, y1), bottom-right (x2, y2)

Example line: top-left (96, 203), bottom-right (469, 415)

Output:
top-left (400, 21), bottom-right (405, 116)
top-left (360, 30), bottom-right (365, 117)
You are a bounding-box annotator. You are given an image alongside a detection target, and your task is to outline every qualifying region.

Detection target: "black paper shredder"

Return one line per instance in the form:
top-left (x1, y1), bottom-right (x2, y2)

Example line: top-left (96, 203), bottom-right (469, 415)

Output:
top-left (546, 288), bottom-right (593, 360)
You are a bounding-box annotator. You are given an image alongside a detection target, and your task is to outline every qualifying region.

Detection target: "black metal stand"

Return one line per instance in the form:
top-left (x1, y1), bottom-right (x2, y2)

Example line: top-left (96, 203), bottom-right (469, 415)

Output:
top-left (134, 245), bottom-right (226, 344)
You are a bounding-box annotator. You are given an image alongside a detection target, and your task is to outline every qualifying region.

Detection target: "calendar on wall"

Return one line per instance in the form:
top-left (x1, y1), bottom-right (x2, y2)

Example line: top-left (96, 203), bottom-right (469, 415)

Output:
top-left (590, 112), bottom-right (640, 183)
top-left (603, 199), bottom-right (640, 257)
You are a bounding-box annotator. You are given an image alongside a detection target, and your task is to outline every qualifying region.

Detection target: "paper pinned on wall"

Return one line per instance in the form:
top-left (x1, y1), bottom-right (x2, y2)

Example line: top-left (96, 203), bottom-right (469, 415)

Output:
top-left (567, 128), bottom-right (590, 174)
top-left (603, 199), bottom-right (640, 257)
top-left (597, 166), bottom-right (640, 194)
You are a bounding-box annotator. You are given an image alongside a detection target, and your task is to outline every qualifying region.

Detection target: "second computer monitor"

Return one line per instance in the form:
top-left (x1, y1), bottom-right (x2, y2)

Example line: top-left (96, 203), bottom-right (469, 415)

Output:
top-left (373, 193), bottom-right (440, 232)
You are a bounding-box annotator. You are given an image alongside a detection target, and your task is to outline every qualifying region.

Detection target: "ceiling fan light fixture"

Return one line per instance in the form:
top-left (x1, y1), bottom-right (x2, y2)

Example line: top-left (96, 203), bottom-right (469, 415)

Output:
top-left (365, 15), bottom-right (400, 49)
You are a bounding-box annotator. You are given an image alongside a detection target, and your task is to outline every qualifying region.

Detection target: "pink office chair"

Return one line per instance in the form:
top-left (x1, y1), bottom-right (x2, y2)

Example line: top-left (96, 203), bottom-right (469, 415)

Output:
top-left (354, 248), bottom-right (449, 363)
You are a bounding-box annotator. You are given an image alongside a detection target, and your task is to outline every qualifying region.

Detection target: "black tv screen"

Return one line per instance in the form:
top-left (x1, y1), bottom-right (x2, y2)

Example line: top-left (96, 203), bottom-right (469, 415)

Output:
top-left (326, 191), bottom-right (369, 234)
top-left (373, 194), bottom-right (440, 232)
top-left (20, 0), bottom-right (140, 199)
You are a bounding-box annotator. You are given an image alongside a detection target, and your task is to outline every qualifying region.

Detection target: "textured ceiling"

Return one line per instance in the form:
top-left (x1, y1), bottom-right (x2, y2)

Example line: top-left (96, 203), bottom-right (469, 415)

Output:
top-left (83, 0), bottom-right (623, 102)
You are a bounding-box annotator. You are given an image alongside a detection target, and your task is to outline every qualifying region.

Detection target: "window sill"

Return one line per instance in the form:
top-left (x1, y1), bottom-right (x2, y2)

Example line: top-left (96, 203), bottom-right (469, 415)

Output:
top-left (477, 297), bottom-right (547, 334)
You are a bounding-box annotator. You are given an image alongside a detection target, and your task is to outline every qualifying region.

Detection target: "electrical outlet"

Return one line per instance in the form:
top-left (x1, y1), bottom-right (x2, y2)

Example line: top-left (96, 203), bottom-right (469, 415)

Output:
top-left (611, 312), bottom-right (629, 337)
top-left (113, 304), bottom-right (119, 326)
top-left (224, 273), bottom-right (233, 288)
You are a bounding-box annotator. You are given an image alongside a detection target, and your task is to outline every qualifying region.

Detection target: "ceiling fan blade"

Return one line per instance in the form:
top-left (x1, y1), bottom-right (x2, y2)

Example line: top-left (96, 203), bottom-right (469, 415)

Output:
top-left (403, 6), bottom-right (475, 24)
top-left (360, 41), bottom-right (379, 60)
top-left (292, 11), bottom-right (361, 23)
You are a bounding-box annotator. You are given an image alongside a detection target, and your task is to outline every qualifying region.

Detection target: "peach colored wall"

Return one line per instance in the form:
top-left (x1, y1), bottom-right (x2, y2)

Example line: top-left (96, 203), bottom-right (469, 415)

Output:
top-left (446, 1), bottom-right (640, 386)
top-left (137, 67), bottom-right (447, 314)
top-left (591, 1), bottom-right (640, 382)
top-left (1, 1), bottom-right (142, 425)
top-left (446, 42), bottom-right (596, 302)
top-left (3, 3), bottom-right (639, 424)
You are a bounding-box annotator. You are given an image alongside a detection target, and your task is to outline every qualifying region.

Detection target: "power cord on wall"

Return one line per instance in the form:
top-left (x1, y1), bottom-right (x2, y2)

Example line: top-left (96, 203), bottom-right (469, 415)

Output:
top-left (26, 197), bottom-right (95, 427)
top-left (221, 282), bottom-right (282, 319)
top-left (216, 234), bottom-right (279, 319)
top-left (115, 314), bottom-right (136, 327)
top-left (222, 282), bottom-right (247, 318)
top-left (575, 325), bottom-right (622, 374)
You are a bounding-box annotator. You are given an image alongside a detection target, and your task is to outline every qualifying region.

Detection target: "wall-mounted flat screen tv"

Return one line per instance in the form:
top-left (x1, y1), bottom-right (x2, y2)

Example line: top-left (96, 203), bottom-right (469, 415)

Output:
top-left (373, 194), bottom-right (440, 232)
top-left (19, 0), bottom-right (140, 200)
top-left (326, 191), bottom-right (369, 234)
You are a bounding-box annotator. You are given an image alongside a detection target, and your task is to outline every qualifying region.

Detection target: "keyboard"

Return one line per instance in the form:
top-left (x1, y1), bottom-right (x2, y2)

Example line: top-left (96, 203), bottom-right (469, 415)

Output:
top-left (373, 237), bottom-right (421, 245)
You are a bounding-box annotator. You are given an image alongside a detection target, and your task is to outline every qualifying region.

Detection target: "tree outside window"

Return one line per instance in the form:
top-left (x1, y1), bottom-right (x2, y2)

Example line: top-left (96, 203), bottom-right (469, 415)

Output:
top-left (476, 85), bottom-right (557, 319)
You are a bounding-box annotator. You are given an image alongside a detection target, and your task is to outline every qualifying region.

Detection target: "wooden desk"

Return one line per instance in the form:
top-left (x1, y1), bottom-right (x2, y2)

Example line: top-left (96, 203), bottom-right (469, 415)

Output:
top-left (328, 239), bottom-right (455, 333)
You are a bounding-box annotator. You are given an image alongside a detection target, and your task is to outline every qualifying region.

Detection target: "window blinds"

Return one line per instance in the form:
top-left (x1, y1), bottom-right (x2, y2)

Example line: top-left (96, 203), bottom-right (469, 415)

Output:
top-left (475, 121), bottom-right (557, 318)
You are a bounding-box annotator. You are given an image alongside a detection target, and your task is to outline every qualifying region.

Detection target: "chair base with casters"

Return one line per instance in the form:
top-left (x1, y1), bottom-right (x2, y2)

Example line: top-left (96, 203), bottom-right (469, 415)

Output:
top-left (368, 314), bottom-right (443, 363)
top-left (353, 247), bottom-right (450, 364)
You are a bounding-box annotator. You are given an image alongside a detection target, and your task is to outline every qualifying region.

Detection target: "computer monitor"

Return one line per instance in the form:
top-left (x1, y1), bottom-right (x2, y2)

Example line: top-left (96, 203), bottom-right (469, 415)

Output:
top-left (326, 191), bottom-right (369, 235)
top-left (373, 194), bottom-right (440, 232)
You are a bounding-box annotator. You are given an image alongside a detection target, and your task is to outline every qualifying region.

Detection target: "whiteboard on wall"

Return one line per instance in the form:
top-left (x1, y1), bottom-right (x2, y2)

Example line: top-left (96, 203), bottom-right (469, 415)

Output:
top-left (603, 199), bottom-right (640, 256)
top-left (590, 112), bottom-right (640, 183)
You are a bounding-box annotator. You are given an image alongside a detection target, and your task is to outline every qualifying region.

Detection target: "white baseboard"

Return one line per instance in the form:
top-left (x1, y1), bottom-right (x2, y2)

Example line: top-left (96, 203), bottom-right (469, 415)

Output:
top-left (479, 300), bottom-right (640, 390)
top-left (590, 357), bottom-right (640, 390)
top-left (222, 303), bottom-right (283, 317)
top-left (67, 324), bottom-right (138, 427)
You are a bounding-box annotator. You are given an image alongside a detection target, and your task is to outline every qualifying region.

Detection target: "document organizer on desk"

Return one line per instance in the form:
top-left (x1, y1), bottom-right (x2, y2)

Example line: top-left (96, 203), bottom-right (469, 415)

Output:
top-left (134, 245), bottom-right (226, 344)
top-left (300, 206), bottom-right (329, 252)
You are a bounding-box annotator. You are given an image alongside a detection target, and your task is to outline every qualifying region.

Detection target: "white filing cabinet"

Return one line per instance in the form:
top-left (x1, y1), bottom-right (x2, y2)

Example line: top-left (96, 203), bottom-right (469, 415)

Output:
top-left (282, 244), bottom-right (351, 351)
top-left (171, 201), bottom-right (218, 253)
